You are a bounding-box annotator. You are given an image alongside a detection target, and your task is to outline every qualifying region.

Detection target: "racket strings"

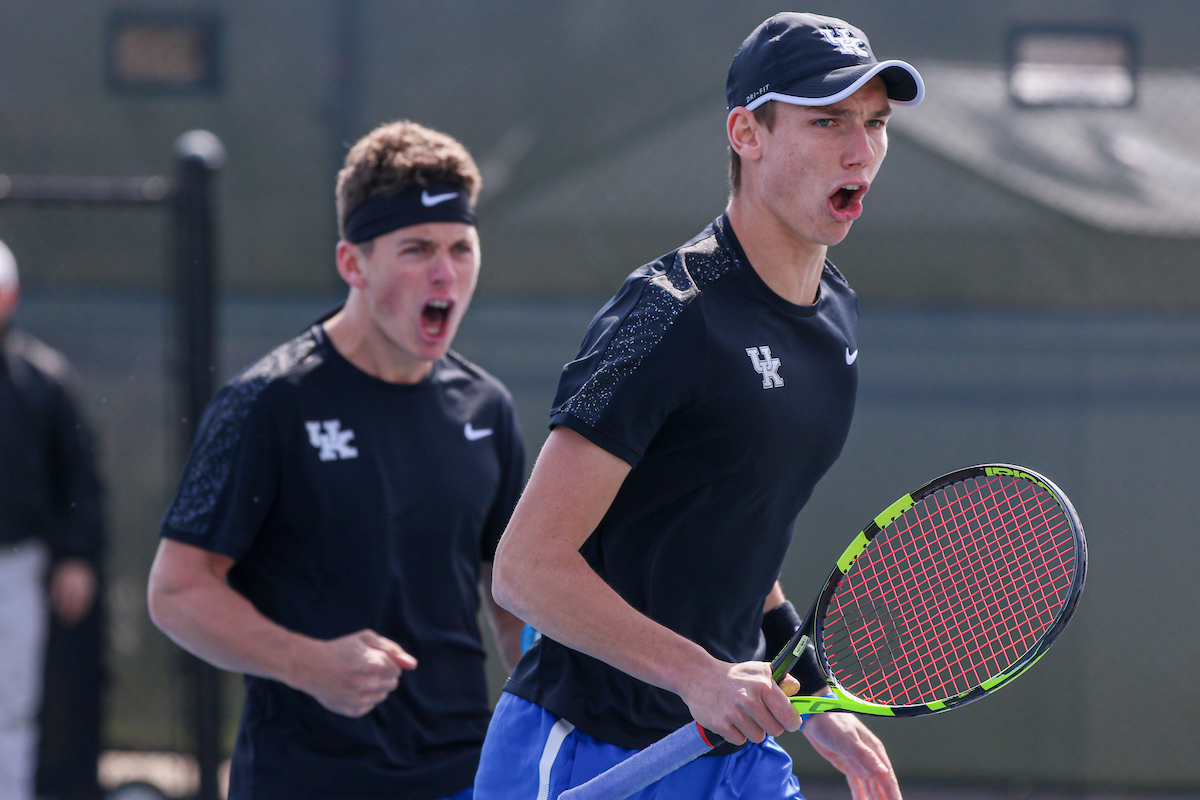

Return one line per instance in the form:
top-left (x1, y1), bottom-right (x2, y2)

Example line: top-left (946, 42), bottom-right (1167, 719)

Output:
top-left (832, 478), bottom-right (1074, 703)
top-left (846, 479), bottom-right (1074, 702)
top-left (830, 486), bottom-right (1063, 702)
top-left (882, 482), bottom-right (1071, 691)
top-left (823, 475), bottom-right (1077, 707)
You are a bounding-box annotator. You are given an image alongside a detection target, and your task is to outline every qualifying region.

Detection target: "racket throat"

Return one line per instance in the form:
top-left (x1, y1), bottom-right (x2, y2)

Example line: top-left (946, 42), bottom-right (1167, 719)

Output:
top-left (790, 690), bottom-right (894, 717)
top-left (790, 693), bottom-right (846, 715)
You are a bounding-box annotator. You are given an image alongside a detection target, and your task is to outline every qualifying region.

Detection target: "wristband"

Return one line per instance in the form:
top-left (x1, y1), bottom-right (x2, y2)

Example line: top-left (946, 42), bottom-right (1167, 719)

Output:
top-left (790, 640), bottom-right (827, 696)
top-left (761, 600), bottom-right (802, 658)
top-left (761, 601), bottom-right (826, 694)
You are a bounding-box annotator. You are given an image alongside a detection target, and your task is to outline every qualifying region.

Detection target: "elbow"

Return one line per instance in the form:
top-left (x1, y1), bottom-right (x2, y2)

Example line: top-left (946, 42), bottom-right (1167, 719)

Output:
top-left (146, 554), bottom-right (192, 637)
top-left (489, 543), bottom-right (523, 616)
top-left (492, 516), bottom-right (585, 624)
top-left (491, 531), bottom-right (547, 620)
top-left (146, 570), bottom-right (174, 634)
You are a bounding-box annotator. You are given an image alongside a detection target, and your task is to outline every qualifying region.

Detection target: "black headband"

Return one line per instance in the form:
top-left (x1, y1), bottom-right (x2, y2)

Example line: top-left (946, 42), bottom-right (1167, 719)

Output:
top-left (343, 181), bottom-right (477, 244)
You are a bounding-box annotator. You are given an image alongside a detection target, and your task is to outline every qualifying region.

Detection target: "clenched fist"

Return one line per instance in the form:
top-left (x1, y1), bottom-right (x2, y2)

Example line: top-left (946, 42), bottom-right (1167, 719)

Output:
top-left (289, 629), bottom-right (418, 717)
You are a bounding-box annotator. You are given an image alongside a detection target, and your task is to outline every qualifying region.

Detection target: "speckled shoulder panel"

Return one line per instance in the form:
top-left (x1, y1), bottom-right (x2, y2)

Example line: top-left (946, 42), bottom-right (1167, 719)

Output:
top-left (165, 331), bottom-right (321, 535)
top-left (558, 233), bottom-right (737, 426)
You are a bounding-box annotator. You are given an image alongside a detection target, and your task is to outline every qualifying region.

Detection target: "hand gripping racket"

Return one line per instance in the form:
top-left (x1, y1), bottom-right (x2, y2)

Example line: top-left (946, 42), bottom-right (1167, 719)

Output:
top-left (559, 464), bottom-right (1087, 800)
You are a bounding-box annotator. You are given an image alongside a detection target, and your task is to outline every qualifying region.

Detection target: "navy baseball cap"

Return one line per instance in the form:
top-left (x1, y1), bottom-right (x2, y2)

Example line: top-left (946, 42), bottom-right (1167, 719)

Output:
top-left (727, 13), bottom-right (924, 112)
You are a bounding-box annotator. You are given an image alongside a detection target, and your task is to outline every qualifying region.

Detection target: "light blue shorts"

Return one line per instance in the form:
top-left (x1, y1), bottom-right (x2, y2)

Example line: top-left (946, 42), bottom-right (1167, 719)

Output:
top-left (474, 693), bottom-right (803, 800)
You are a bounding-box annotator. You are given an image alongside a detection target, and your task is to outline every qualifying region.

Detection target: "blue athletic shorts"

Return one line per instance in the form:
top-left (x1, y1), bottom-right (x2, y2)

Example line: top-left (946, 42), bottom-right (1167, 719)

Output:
top-left (474, 693), bottom-right (803, 800)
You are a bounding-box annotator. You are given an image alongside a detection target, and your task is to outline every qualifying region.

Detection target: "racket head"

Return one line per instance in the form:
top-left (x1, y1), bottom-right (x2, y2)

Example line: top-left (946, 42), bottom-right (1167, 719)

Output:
top-left (809, 464), bottom-right (1086, 717)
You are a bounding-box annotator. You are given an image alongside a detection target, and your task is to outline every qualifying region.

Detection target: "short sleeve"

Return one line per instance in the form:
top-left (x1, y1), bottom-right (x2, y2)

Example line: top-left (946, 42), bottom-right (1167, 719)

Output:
top-left (479, 397), bottom-right (525, 562)
top-left (550, 269), bottom-right (706, 466)
top-left (160, 378), bottom-right (279, 561)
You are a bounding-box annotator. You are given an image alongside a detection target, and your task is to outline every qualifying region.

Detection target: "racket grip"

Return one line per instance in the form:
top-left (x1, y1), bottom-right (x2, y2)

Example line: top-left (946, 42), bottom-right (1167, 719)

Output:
top-left (557, 721), bottom-right (720, 800)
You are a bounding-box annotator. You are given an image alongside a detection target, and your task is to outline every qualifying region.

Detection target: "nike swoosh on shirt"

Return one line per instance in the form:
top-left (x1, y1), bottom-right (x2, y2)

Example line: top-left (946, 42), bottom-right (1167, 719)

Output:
top-left (464, 423), bottom-right (493, 441)
top-left (845, 348), bottom-right (859, 365)
top-left (421, 190), bottom-right (459, 207)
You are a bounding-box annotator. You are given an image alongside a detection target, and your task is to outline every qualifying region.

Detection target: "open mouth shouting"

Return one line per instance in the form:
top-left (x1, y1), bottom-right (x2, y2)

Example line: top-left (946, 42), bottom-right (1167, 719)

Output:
top-left (421, 298), bottom-right (453, 339)
top-left (828, 182), bottom-right (868, 222)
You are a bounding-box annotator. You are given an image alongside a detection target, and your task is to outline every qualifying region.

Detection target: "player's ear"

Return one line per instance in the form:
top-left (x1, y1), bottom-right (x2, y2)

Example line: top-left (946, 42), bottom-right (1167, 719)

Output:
top-left (728, 107), bottom-right (764, 163)
top-left (335, 240), bottom-right (368, 289)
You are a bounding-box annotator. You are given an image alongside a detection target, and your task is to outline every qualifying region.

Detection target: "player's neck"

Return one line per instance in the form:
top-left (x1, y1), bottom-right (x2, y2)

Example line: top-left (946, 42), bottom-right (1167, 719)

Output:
top-left (323, 300), bottom-right (434, 385)
top-left (725, 197), bottom-right (826, 307)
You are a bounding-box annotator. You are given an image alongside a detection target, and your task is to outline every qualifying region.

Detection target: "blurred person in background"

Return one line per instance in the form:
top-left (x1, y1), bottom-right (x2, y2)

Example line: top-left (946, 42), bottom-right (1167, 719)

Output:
top-left (148, 121), bottom-right (526, 800)
top-left (0, 237), bottom-right (104, 800)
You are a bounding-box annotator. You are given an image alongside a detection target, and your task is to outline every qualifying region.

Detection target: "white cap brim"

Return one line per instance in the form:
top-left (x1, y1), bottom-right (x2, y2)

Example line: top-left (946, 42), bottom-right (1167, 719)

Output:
top-left (744, 60), bottom-right (925, 111)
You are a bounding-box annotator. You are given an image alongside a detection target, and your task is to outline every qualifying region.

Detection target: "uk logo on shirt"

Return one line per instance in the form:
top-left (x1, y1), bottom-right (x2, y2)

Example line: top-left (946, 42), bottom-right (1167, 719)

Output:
top-left (305, 420), bottom-right (359, 461)
top-left (746, 346), bottom-right (784, 389)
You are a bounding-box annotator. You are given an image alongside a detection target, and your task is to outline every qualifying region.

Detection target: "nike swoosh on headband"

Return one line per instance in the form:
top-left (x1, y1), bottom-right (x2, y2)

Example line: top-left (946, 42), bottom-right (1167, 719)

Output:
top-left (422, 190), bottom-right (459, 207)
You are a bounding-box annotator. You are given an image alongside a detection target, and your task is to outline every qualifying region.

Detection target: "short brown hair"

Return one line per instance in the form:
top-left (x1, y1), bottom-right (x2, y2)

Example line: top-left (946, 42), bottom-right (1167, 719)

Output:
top-left (336, 120), bottom-right (482, 240)
top-left (728, 102), bottom-right (778, 194)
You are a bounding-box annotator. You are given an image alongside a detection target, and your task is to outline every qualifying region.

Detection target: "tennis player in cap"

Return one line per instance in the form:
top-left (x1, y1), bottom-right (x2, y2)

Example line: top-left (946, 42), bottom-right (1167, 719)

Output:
top-left (475, 13), bottom-right (923, 800)
top-left (148, 121), bottom-right (526, 800)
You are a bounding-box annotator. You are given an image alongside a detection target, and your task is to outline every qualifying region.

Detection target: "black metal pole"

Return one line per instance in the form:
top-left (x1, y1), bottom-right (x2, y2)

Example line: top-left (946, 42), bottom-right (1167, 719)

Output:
top-left (328, 0), bottom-right (364, 259)
top-left (330, 0), bottom-right (364, 171)
top-left (172, 129), bottom-right (225, 800)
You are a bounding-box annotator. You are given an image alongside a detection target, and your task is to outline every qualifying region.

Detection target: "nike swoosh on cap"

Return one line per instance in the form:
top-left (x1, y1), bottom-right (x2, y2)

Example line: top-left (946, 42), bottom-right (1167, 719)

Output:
top-left (464, 423), bottom-right (493, 441)
top-left (422, 190), bottom-right (459, 207)
top-left (845, 348), bottom-right (859, 365)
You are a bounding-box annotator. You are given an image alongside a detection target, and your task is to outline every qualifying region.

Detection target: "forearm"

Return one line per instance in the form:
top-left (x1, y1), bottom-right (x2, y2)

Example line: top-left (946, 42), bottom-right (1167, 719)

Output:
top-left (764, 580), bottom-right (786, 613)
top-left (149, 540), bottom-right (416, 719)
top-left (148, 556), bottom-right (314, 686)
top-left (492, 427), bottom-right (711, 693)
top-left (494, 532), bottom-right (711, 697)
top-left (485, 608), bottom-right (525, 673)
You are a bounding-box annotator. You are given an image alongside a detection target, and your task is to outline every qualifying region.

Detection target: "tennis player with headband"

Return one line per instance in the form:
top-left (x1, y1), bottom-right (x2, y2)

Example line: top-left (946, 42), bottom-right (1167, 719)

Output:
top-left (149, 121), bottom-right (526, 800)
top-left (476, 13), bottom-right (924, 800)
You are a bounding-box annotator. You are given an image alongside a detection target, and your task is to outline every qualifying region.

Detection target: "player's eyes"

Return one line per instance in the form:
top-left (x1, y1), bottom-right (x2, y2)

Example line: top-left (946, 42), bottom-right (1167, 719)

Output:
top-left (867, 119), bottom-right (887, 128)
top-left (813, 118), bottom-right (835, 128)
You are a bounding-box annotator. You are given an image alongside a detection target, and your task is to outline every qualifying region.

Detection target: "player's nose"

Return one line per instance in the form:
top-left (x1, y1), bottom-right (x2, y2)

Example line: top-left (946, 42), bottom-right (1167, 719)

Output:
top-left (843, 124), bottom-right (879, 168)
top-left (427, 249), bottom-right (457, 285)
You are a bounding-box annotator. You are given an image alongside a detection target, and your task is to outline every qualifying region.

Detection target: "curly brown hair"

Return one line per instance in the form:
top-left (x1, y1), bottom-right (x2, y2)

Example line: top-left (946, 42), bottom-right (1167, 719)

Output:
top-left (335, 120), bottom-right (482, 240)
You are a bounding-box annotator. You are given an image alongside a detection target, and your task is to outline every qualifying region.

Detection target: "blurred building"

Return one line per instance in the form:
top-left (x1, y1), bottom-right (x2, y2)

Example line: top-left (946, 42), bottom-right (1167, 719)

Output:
top-left (489, 61), bottom-right (1200, 307)
top-left (0, 0), bottom-right (1197, 305)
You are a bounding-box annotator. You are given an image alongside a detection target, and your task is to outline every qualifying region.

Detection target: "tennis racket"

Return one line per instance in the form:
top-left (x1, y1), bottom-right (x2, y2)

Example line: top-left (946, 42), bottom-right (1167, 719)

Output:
top-left (559, 464), bottom-right (1087, 800)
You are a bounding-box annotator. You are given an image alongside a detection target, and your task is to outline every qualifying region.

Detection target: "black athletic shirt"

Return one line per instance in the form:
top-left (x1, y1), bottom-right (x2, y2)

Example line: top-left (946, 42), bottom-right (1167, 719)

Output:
top-left (160, 324), bottom-right (524, 800)
top-left (504, 214), bottom-right (859, 750)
